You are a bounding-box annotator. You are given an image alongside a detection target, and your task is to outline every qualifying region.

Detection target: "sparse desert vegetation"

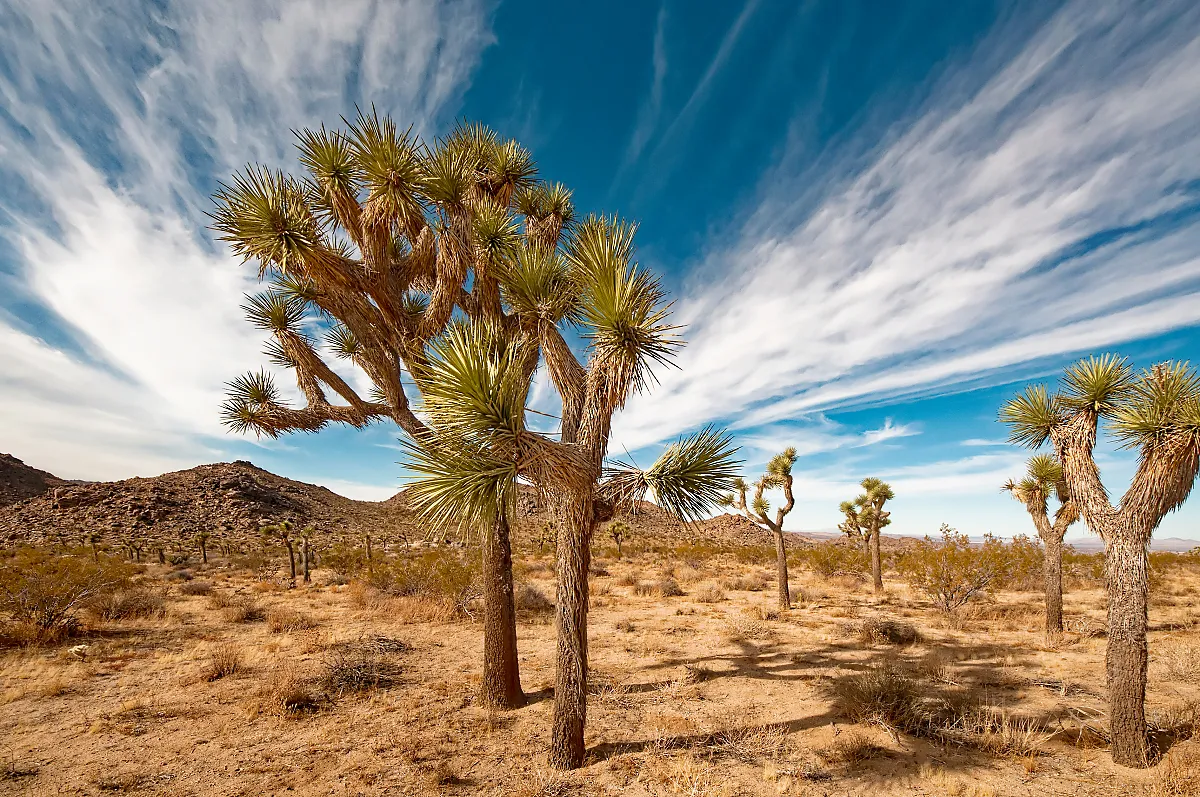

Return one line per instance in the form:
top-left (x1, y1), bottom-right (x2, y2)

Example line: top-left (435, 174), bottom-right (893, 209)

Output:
top-left (2, 526), bottom-right (1199, 795)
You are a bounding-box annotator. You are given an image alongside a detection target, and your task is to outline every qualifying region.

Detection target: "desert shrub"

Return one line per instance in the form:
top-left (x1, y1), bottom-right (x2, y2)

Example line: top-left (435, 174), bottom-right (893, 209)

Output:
top-left (819, 729), bottom-right (889, 764)
top-left (1003, 535), bottom-right (1044, 591)
top-left (831, 665), bottom-right (953, 736)
top-left (616, 573), bottom-right (639, 587)
top-left (258, 661), bottom-right (321, 715)
top-left (320, 542), bottom-right (369, 582)
top-left (1063, 547), bottom-right (1105, 582)
top-left (89, 587), bottom-right (167, 621)
top-left (366, 549), bottom-right (481, 614)
top-left (167, 553), bottom-right (191, 567)
top-left (656, 577), bottom-right (684, 597)
top-left (179, 580), bottom-right (214, 596)
top-left (721, 574), bottom-right (766, 592)
top-left (633, 581), bottom-right (655, 597)
top-left (0, 547), bottom-right (136, 635)
top-left (859, 618), bottom-right (921, 647)
top-left (615, 619), bottom-right (635, 633)
top-left (897, 526), bottom-right (1011, 612)
top-left (201, 643), bottom-right (243, 681)
top-left (164, 568), bottom-right (194, 581)
top-left (322, 647), bottom-right (401, 695)
top-left (218, 597), bottom-right (264, 623)
top-left (266, 606), bottom-right (316, 633)
top-left (514, 582), bottom-right (553, 618)
top-left (798, 543), bottom-right (868, 580)
top-left (696, 584), bottom-right (727, 603)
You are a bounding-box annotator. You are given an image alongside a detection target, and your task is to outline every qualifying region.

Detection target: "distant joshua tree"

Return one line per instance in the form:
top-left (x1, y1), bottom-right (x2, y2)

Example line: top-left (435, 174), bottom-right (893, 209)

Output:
top-left (299, 526), bottom-right (315, 583)
top-left (261, 520), bottom-right (296, 584)
top-left (607, 520), bottom-right (631, 557)
top-left (195, 531), bottom-right (211, 565)
top-left (1002, 454), bottom-right (1079, 640)
top-left (855, 478), bottom-right (894, 593)
top-left (719, 448), bottom-right (798, 610)
top-left (1001, 354), bottom-right (1200, 768)
top-left (837, 500), bottom-right (869, 555)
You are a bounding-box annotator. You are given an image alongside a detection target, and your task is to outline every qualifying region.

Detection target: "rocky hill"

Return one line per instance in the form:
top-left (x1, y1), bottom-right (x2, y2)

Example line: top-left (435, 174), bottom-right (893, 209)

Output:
top-left (0, 453), bottom-right (68, 507)
top-left (0, 460), bottom-right (418, 553)
top-left (1, 455), bottom-right (884, 556)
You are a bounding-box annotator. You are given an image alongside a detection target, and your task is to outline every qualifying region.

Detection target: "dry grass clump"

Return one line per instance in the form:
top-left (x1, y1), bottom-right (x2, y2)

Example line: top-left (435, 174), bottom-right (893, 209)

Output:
top-left (211, 594), bottom-right (264, 623)
top-left (830, 665), bottom-right (951, 737)
top-left (820, 729), bottom-right (889, 764)
top-left (636, 751), bottom-right (732, 797)
top-left (201, 643), bottom-right (243, 682)
top-left (178, 580), bottom-right (214, 596)
top-left (656, 577), bottom-right (684, 597)
top-left (322, 646), bottom-right (401, 696)
top-left (859, 617), bottom-right (921, 647)
top-left (696, 583), bottom-right (727, 603)
top-left (616, 572), bottom-right (639, 587)
top-left (947, 707), bottom-right (1053, 757)
top-left (721, 574), bottom-right (766, 592)
top-left (515, 582), bottom-right (554, 619)
top-left (1145, 744), bottom-right (1200, 797)
top-left (266, 606), bottom-right (317, 633)
top-left (89, 587), bottom-right (167, 621)
top-left (723, 613), bottom-right (772, 643)
top-left (256, 661), bottom-right (321, 716)
top-left (1157, 638), bottom-right (1200, 683)
top-left (633, 581), bottom-right (656, 597)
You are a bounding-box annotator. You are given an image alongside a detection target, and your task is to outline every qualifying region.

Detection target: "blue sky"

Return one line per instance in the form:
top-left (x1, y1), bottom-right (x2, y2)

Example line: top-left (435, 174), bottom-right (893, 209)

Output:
top-left (1, 0), bottom-right (1199, 540)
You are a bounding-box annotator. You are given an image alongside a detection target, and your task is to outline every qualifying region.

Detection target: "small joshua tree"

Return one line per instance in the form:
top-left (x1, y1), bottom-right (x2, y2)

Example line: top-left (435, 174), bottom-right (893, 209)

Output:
top-left (195, 531), bottom-right (211, 565)
top-left (720, 448), bottom-right (798, 610)
top-left (87, 532), bottom-right (102, 562)
top-left (837, 500), bottom-right (869, 556)
top-left (1002, 454), bottom-right (1079, 640)
top-left (261, 520), bottom-right (297, 584)
top-left (1001, 354), bottom-right (1200, 767)
top-left (855, 478), bottom-right (894, 593)
top-left (607, 520), bottom-right (631, 557)
top-left (299, 526), bottom-right (315, 583)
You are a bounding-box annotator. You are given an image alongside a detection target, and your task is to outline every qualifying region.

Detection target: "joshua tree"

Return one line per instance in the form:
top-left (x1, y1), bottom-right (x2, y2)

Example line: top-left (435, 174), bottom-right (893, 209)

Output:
top-left (299, 526), bottom-right (315, 583)
top-left (606, 520), bottom-right (631, 557)
top-left (837, 500), bottom-right (869, 556)
top-left (1002, 454), bottom-right (1079, 639)
top-left (1001, 354), bottom-right (1200, 767)
top-left (87, 532), bottom-right (102, 562)
top-left (211, 113), bottom-right (580, 711)
top-left (719, 448), bottom-right (799, 610)
top-left (195, 531), bottom-right (211, 564)
top-left (261, 521), bottom-right (296, 583)
top-left (404, 304), bottom-right (739, 769)
top-left (854, 478), bottom-right (894, 593)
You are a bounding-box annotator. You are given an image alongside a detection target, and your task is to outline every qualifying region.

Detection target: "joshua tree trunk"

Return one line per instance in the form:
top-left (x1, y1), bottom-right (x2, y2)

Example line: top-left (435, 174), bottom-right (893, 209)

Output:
top-left (870, 529), bottom-right (883, 593)
top-left (157, 547), bottom-right (165, 565)
top-left (482, 513), bottom-right (525, 709)
top-left (772, 529), bottom-right (790, 610)
top-left (285, 539), bottom-right (296, 583)
top-left (1043, 536), bottom-right (1064, 637)
top-left (549, 493), bottom-right (592, 770)
top-left (364, 534), bottom-right (373, 576)
top-left (301, 538), bottom-right (311, 583)
top-left (1105, 530), bottom-right (1150, 767)
top-left (200, 539), bottom-right (208, 564)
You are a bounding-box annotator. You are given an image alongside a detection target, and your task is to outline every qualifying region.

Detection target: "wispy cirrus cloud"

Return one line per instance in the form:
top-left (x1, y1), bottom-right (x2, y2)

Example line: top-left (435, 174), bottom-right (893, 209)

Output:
top-left (0, 0), bottom-right (492, 480)
top-left (613, 0), bottom-right (1200, 453)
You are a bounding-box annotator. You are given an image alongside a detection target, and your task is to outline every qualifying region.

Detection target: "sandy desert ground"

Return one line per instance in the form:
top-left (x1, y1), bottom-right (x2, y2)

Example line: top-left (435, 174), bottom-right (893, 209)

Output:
top-left (1, 544), bottom-right (1198, 797)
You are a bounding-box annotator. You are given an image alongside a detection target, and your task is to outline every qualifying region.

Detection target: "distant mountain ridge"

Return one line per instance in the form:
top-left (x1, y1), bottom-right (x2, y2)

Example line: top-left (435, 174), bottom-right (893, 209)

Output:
top-left (0, 453), bottom-right (70, 507)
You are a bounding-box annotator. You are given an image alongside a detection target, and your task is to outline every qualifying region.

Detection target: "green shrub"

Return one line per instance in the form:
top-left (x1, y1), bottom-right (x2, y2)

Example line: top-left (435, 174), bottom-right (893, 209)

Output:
top-left (89, 587), bottom-right (167, 621)
top-left (366, 549), bottom-right (481, 614)
top-left (321, 543), bottom-right (369, 581)
top-left (896, 526), bottom-right (1010, 613)
top-left (0, 547), bottom-right (136, 634)
top-left (797, 543), bottom-right (868, 580)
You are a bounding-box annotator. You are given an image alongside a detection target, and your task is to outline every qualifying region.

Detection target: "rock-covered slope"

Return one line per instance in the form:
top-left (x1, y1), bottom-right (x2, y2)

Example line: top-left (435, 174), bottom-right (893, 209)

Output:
top-left (0, 453), bottom-right (68, 507)
top-left (0, 460), bottom-right (418, 551)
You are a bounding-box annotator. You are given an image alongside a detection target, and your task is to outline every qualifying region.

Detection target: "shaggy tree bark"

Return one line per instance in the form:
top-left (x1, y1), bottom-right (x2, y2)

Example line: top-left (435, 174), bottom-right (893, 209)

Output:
top-left (869, 530), bottom-right (882, 593)
top-left (482, 513), bottom-right (525, 709)
top-left (1043, 536), bottom-right (1064, 636)
top-left (1105, 531), bottom-right (1150, 767)
top-left (550, 492), bottom-right (592, 769)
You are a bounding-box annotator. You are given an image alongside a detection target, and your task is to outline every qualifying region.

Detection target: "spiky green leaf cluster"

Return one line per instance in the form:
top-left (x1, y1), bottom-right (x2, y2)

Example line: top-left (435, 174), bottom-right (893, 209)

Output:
top-left (602, 427), bottom-right (741, 522)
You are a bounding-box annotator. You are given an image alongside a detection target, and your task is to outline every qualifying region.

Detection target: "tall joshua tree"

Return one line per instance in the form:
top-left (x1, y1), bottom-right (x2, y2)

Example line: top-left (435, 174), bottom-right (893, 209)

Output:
top-left (1001, 355), bottom-right (1200, 767)
top-left (856, 478), bottom-right (894, 593)
top-left (403, 248), bottom-right (740, 768)
top-left (211, 112), bottom-right (577, 711)
top-left (719, 448), bottom-right (798, 610)
top-left (262, 520), bottom-right (296, 583)
top-left (1002, 454), bottom-right (1079, 639)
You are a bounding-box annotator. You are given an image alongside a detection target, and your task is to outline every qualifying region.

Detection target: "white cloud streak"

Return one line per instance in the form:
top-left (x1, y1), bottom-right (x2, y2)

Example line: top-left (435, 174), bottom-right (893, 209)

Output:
top-left (613, 0), bottom-right (1200, 452)
top-left (0, 0), bottom-right (492, 480)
